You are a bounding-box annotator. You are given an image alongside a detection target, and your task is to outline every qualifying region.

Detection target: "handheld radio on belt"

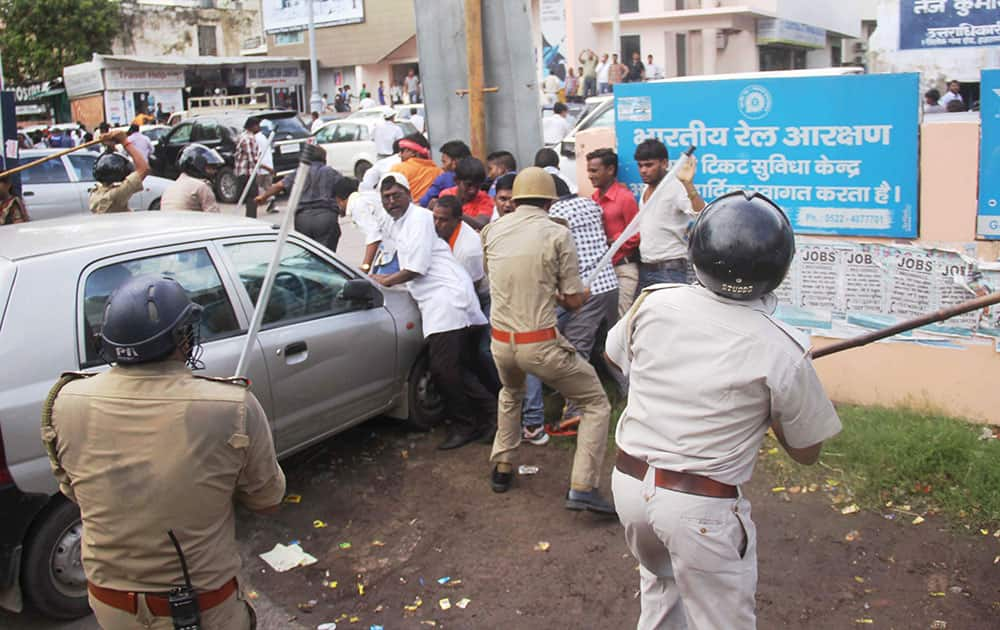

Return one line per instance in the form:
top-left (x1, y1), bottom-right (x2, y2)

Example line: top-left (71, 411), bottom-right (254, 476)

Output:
top-left (166, 529), bottom-right (201, 630)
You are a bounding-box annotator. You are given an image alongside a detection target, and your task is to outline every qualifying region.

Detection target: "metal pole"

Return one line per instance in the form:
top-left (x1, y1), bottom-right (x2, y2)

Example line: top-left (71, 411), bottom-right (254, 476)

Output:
top-left (812, 291), bottom-right (1000, 359)
top-left (583, 147), bottom-right (696, 287)
top-left (234, 149), bottom-right (318, 378)
top-left (464, 0), bottom-right (486, 160)
top-left (235, 130), bottom-right (275, 210)
top-left (307, 0), bottom-right (323, 114)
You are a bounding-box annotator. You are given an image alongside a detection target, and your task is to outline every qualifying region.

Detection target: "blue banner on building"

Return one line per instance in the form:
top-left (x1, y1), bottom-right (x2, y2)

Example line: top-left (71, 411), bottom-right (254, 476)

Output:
top-left (978, 68), bottom-right (1000, 239)
top-left (614, 73), bottom-right (921, 238)
top-left (899, 0), bottom-right (1000, 50)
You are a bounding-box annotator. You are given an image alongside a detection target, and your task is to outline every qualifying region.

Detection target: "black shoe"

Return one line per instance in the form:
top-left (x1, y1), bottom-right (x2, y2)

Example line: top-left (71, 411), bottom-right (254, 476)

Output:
top-left (491, 466), bottom-right (513, 493)
top-left (438, 430), bottom-right (479, 450)
top-left (477, 425), bottom-right (497, 445)
top-left (565, 489), bottom-right (617, 515)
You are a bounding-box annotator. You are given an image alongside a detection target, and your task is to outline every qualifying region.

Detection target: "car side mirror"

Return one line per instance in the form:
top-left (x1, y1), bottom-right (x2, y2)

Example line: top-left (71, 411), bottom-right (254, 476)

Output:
top-left (338, 278), bottom-right (384, 308)
top-left (561, 139), bottom-right (575, 159)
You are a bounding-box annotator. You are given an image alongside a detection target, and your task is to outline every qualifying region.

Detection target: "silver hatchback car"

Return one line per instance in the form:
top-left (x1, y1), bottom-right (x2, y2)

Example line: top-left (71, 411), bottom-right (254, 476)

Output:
top-left (0, 212), bottom-right (441, 619)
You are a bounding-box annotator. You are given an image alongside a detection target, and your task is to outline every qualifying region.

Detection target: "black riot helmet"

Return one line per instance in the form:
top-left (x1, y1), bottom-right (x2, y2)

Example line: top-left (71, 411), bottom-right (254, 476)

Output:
top-left (93, 152), bottom-right (134, 185)
top-left (688, 190), bottom-right (795, 301)
top-left (178, 143), bottom-right (225, 179)
top-left (100, 275), bottom-right (204, 367)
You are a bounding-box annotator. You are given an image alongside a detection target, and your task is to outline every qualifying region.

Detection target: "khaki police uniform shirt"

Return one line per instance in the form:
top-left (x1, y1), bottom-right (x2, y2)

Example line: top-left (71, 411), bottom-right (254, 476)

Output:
top-left (89, 171), bottom-right (144, 214)
top-left (481, 205), bottom-right (584, 332)
top-left (160, 173), bottom-right (220, 212)
top-left (46, 361), bottom-right (286, 591)
top-left (605, 285), bottom-right (841, 486)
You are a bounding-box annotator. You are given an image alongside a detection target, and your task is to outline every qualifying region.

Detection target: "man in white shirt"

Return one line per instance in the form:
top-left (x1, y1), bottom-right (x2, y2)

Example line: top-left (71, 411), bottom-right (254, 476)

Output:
top-left (940, 80), bottom-right (963, 107)
top-left (634, 139), bottom-right (704, 290)
top-left (431, 194), bottom-right (485, 290)
top-left (126, 124), bottom-right (154, 163)
top-left (360, 139), bottom-right (402, 192)
top-left (372, 173), bottom-right (495, 450)
top-left (309, 111), bottom-right (325, 133)
top-left (542, 73), bottom-right (562, 106)
top-left (359, 95), bottom-right (378, 110)
top-left (408, 108), bottom-right (425, 134)
top-left (645, 54), bottom-right (663, 80)
top-left (372, 111), bottom-right (405, 159)
top-left (543, 102), bottom-right (573, 145)
top-left (596, 53), bottom-right (611, 94)
top-left (334, 177), bottom-right (396, 274)
top-left (255, 123), bottom-right (276, 213)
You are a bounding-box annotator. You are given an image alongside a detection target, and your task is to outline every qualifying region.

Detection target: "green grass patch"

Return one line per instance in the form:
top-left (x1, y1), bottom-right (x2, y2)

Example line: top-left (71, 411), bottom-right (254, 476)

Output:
top-left (761, 404), bottom-right (1000, 528)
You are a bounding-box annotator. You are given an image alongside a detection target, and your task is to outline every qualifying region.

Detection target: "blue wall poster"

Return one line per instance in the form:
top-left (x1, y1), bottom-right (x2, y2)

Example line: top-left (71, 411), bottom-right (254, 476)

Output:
top-left (614, 73), bottom-right (921, 238)
top-left (899, 0), bottom-right (1000, 50)
top-left (978, 68), bottom-right (1000, 239)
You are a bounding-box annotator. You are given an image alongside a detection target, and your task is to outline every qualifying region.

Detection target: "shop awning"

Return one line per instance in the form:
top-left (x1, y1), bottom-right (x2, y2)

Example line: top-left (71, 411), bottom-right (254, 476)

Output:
top-left (31, 87), bottom-right (66, 99)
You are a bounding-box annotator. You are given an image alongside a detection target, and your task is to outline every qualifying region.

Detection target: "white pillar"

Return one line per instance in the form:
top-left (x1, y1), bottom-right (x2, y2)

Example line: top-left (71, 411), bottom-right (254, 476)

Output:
top-left (307, 0), bottom-right (323, 114)
top-left (701, 28), bottom-right (718, 75)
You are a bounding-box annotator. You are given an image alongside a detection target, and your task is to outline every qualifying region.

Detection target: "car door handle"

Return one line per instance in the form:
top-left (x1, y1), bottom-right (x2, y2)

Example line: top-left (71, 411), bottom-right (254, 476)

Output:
top-left (283, 341), bottom-right (308, 365)
top-left (23, 191), bottom-right (34, 196)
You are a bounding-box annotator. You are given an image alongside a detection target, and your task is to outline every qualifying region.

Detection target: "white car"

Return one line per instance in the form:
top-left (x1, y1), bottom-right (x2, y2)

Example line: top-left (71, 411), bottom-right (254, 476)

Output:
top-left (313, 118), bottom-right (418, 180)
top-left (19, 149), bottom-right (172, 221)
top-left (553, 95), bottom-right (614, 188)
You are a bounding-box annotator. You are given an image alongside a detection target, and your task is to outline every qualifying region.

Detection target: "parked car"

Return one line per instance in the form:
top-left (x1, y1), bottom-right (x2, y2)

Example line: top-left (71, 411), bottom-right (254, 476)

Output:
top-left (0, 211), bottom-right (442, 619)
top-left (150, 110), bottom-right (311, 203)
top-left (313, 118), bottom-right (418, 180)
top-left (18, 149), bottom-right (172, 221)
top-left (552, 95), bottom-right (614, 188)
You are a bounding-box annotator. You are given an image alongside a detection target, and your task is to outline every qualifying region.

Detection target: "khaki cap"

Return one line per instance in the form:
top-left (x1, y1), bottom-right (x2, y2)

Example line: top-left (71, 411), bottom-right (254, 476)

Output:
top-left (512, 166), bottom-right (557, 201)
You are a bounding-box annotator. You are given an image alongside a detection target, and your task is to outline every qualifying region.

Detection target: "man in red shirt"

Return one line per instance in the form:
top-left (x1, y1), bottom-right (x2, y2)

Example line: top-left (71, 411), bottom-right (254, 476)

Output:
top-left (588, 148), bottom-right (640, 317)
top-left (440, 157), bottom-right (495, 230)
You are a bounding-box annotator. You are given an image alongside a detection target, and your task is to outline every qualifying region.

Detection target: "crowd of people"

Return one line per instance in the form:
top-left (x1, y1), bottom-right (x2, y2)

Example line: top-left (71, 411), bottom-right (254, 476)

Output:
top-left (543, 49), bottom-right (664, 105)
top-left (321, 69), bottom-right (423, 114)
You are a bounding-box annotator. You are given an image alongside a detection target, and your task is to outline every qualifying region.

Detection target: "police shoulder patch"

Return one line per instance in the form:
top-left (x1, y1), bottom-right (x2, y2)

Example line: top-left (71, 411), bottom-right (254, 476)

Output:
top-left (193, 375), bottom-right (251, 388)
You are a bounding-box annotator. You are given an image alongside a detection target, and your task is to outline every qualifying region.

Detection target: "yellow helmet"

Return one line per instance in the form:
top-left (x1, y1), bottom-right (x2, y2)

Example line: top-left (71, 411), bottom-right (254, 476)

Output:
top-left (511, 166), bottom-right (557, 201)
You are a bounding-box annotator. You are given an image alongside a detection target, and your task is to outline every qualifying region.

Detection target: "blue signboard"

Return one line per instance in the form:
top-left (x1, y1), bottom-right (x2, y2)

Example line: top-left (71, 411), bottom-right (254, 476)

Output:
top-left (899, 0), bottom-right (1000, 50)
top-left (614, 73), bottom-right (921, 238)
top-left (978, 68), bottom-right (1000, 239)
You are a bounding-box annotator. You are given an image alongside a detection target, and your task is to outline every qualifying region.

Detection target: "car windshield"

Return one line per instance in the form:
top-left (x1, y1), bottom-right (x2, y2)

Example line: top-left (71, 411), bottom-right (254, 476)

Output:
top-left (265, 115), bottom-right (309, 138)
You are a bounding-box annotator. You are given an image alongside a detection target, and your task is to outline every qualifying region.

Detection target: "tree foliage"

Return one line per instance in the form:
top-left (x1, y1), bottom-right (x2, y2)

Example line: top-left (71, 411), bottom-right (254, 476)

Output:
top-left (0, 0), bottom-right (121, 84)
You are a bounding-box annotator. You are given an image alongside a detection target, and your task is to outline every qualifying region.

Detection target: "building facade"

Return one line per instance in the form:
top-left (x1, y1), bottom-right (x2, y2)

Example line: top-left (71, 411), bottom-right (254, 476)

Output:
top-left (262, 0), bottom-right (419, 111)
top-left (538, 0), bottom-right (864, 80)
top-left (867, 0), bottom-right (1000, 99)
top-left (115, 0), bottom-right (264, 58)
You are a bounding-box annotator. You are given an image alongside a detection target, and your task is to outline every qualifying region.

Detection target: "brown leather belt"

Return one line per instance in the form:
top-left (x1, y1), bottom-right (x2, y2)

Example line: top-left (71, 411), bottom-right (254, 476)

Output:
top-left (87, 577), bottom-right (238, 617)
top-left (616, 449), bottom-right (738, 499)
top-left (491, 327), bottom-right (557, 344)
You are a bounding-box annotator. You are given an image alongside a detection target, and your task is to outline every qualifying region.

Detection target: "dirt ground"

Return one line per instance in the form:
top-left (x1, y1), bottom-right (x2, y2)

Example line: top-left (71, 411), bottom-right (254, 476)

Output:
top-left (235, 418), bottom-right (999, 630)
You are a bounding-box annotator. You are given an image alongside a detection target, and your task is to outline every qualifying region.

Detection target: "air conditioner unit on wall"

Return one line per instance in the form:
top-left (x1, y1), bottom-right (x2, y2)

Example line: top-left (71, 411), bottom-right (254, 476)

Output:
top-left (853, 41), bottom-right (867, 53)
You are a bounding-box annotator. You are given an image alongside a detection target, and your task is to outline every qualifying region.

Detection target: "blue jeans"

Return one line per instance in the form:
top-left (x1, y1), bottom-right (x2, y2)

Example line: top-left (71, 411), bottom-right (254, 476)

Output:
top-left (638, 262), bottom-right (688, 291)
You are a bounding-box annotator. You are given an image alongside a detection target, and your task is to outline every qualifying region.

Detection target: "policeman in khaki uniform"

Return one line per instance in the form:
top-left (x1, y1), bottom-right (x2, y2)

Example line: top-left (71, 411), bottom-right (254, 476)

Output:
top-left (605, 191), bottom-right (842, 629)
top-left (89, 130), bottom-right (151, 214)
top-left (42, 276), bottom-right (286, 629)
top-left (160, 143), bottom-right (223, 212)
top-left (481, 167), bottom-right (614, 514)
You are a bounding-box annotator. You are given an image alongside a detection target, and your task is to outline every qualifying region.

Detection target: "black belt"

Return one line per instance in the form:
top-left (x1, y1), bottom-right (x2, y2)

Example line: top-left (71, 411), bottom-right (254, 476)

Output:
top-left (614, 253), bottom-right (639, 267)
top-left (641, 258), bottom-right (687, 271)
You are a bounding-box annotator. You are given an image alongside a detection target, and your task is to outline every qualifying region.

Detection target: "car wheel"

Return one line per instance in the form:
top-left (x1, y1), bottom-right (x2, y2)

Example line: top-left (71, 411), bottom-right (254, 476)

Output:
top-left (149, 197), bottom-right (161, 211)
top-left (21, 500), bottom-right (90, 619)
top-left (354, 160), bottom-right (372, 181)
top-left (215, 166), bottom-right (239, 203)
top-left (403, 351), bottom-right (444, 431)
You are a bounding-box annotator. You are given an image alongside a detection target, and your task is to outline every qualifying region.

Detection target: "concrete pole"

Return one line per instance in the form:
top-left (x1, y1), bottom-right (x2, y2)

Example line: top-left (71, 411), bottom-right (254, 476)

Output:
top-left (701, 28), bottom-right (718, 75)
top-left (464, 0), bottom-right (486, 160)
top-left (307, 0), bottom-right (323, 114)
top-left (612, 3), bottom-right (621, 58)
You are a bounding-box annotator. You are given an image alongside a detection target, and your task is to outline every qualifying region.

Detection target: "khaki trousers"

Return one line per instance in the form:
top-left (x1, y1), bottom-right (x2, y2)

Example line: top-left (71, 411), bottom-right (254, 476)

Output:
top-left (611, 468), bottom-right (758, 629)
top-left (614, 263), bottom-right (640, 318)
top-left (490, 334), bottom-right (610, 491)
top-left (89, 588), bottom-right (255, 630)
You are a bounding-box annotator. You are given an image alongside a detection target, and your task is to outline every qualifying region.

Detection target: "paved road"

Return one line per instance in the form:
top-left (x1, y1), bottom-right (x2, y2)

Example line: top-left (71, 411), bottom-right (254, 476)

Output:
top-left (0, 201), bottom-right (367, 629)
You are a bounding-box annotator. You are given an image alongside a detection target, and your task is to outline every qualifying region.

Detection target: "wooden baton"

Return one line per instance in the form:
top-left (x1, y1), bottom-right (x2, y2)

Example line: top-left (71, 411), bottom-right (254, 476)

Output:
top-left (0, 137), bottom-right (106, 179)
top-left (812, 291), bottom-right (1000, 359)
